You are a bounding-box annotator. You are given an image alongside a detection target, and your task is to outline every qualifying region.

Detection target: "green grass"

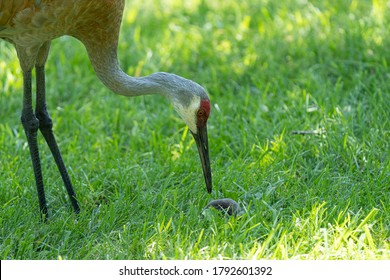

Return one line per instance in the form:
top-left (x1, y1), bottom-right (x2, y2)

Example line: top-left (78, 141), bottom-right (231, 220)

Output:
top-left (0, 0), bottom-right (389, 259)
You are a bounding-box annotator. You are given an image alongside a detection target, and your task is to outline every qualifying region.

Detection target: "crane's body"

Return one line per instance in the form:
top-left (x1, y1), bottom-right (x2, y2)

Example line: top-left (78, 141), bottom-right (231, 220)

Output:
top-left (1, 1), bottom-right (119, 67)
top-left (0, 0), bottom-right (212, 219)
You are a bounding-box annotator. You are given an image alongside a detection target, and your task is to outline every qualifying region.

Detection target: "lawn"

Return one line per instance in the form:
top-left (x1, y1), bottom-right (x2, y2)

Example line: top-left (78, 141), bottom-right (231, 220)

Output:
top-left (0, 0), bottom-right (389, 259)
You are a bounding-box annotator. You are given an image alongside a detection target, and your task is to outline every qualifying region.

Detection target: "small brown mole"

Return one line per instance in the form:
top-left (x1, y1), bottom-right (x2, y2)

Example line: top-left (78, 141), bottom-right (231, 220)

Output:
top-left (205, 198), bottom-right (241, 216)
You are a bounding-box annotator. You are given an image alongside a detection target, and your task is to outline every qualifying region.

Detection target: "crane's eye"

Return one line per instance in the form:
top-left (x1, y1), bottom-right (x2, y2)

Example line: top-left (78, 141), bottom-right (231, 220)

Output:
top-left (197, 110), bottom-right (205, 117)
top-left (196, 108), bottom-right (208, 128)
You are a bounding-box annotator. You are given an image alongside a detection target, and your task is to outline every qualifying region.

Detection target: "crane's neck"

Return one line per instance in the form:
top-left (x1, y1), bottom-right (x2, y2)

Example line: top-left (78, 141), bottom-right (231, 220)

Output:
top-left (84, 43), bottom-right (169, 97)
top-left (82, 41), bottom-right (208, 133)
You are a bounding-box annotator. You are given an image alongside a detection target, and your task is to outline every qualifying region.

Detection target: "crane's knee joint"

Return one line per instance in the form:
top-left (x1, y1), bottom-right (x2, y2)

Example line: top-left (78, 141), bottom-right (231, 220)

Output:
top-left (21, 115), bottom-right (39, 134)
top-left (36, 111), bottom-right (53, 130)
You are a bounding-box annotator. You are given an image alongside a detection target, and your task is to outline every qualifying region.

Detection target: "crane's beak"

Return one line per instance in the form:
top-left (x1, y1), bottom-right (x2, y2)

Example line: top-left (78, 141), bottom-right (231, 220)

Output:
top-left (191, 125), bottom-right (212, 193)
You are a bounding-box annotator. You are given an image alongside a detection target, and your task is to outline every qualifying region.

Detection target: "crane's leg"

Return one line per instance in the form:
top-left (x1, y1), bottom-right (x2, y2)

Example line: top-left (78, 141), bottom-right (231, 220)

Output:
top-left (35, 44), bottom-right (80, 214)
top-left (21, 69), bottom-right (48, 220)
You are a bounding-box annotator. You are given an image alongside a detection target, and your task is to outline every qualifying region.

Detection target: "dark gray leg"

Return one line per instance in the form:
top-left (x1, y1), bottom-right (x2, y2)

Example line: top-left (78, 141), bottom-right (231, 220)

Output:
top-left (21, 70), bottom-right (48, 220)
top-left (35, 65), bottom-right (80, 214)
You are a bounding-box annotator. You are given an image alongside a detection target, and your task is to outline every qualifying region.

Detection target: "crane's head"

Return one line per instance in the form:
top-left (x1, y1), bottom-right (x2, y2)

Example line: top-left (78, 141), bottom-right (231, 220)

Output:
top-left (179, 96), bottom-right (212, 194)
top-left (161, 74), bottom-right (212, 193)
top-left (176, 95), bottom-right (212, 194)
top-left (147, 72), bottom-right (212, 193)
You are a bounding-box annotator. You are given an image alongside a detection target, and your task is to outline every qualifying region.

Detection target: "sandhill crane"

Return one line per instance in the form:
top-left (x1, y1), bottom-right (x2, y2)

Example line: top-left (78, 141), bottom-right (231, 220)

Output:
top-left (0, 0), bottom-right (212, 219)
